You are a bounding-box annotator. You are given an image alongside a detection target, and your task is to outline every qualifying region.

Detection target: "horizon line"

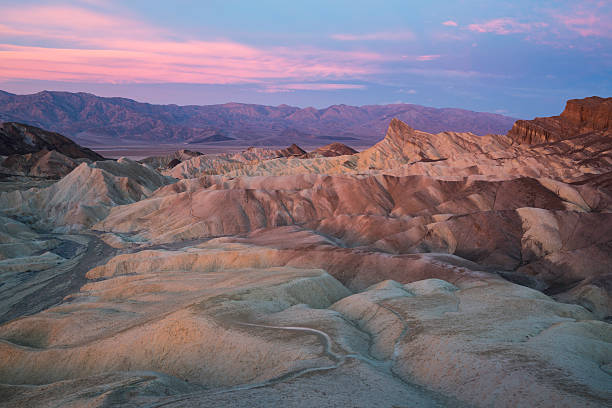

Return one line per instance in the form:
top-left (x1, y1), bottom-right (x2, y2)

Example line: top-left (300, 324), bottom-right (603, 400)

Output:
top-left (0, 88), bottom-right (524, 118)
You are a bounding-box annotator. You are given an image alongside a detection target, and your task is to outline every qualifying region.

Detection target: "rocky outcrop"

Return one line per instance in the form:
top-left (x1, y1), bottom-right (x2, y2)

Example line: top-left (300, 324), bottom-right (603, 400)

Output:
top-left (307, 142), bottom-right (358, 158)
top-left (356, 118), bottom-right (513, 169)
top-left (561, 96), bottom-right (612, 130)
top-left (507, 96), bottom-right (612, 144)
top-left (506, 118), bottom-right (564, 144)
top-left (0, 122), bottom-right (104, 160)
top-left (277, 143), bottom-right (307, 157)
top-left (0, 123), bottom-right (107, 191)
top-left (140, 149), bottom-right (203, 170)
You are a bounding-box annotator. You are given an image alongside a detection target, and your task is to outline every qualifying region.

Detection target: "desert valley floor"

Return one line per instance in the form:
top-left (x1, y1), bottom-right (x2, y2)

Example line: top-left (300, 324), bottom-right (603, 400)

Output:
top-left (0, 97), bottom-right (611, 407)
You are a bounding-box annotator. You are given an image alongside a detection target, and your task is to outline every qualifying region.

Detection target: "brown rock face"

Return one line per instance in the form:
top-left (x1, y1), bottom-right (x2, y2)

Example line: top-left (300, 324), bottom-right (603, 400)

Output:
top-left (507, 96), bottom-right (612, 144)
top-left (561, 96), bottom-right (612, 130)
top-left (506, 118), bottom-right (563, 144)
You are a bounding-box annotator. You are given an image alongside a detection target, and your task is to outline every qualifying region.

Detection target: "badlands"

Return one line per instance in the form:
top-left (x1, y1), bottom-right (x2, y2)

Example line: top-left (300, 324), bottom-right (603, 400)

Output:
top-left (0, 96), bottom-right (611, 407)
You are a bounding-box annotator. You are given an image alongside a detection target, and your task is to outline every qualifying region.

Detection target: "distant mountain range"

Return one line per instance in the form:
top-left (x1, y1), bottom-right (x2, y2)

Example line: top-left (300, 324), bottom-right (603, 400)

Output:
top-left (0, 90), bottom-right (518, 147)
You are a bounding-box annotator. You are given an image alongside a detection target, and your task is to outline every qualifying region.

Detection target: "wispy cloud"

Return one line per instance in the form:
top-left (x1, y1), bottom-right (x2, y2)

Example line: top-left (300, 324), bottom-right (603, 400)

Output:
top-left (404, 68), bottom-right (509, 79)
top-left (416, 55), bottom-right (441, 61)
top-left (468, 18), bottom-right (548, 35)
top-left (465, 3), bottom-right (611, 49)
top-left (400, 54), bottom-right (442, 62)
top-left (260, 83), bottom-right (366, 93)
top-left (0, 4), bottom-right (386, 85)
top-left (554, 5), bottom-right (612, 38)
top-left (331, 31), bottom-right (415, 41)
top-left (0, 5), bottom-right (153, 44)
top-left (442, 20), bottom-right (458, 27)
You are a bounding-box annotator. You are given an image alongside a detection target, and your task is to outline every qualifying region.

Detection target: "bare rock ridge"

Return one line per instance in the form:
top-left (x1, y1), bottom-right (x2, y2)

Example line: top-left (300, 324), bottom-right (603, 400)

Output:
top-left (0, 96), bottom-right (611, 408)
top-left (508, 96), bottom-right (612, 144)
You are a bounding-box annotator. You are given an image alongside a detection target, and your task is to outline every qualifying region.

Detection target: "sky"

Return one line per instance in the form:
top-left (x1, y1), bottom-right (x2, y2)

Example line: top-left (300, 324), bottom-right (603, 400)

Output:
top-left (0, 0), bottom-right (610, 118)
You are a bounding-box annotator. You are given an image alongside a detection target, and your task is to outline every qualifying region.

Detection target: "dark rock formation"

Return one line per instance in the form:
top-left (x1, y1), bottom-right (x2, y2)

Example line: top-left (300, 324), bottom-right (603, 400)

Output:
top-left (308, 142), bottom-right (358, 157)
top-left (167, 158), bottom-right (182, 168)
top-left (140, 149), bottom-right (203, 170)
top-left (0, 122), bottom-right (104, 160)
top-left (277, 143), bottom-right (307, 157)
top-left (0, 150), bottom-right (78, 179)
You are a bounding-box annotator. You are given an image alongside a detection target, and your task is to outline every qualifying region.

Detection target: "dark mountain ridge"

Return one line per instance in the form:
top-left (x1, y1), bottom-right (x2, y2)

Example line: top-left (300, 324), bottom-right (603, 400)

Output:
top-left (0, 90), bottom-right (517, 146)
top-left (0, 122), bottom-right (104, 160)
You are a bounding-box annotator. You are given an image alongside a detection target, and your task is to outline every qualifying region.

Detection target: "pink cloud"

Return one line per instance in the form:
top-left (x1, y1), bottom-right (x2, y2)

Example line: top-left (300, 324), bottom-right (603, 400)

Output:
top-left (416, 55), bottom-right (441, 61)
top-left (331, 31), bottom-right (415, 41)
top-left (555, 8), bottom-right (612, 38)
top-left (0, 5), bottom-right (155, 44)
top-left (0, 43), bottom-right (378, 84)
top-left (442, 20), bottom-right (458, 27)
top-left (0, 5), bottom-right (387, 86)
top-left (468, 18), bottom-right (548, 35)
